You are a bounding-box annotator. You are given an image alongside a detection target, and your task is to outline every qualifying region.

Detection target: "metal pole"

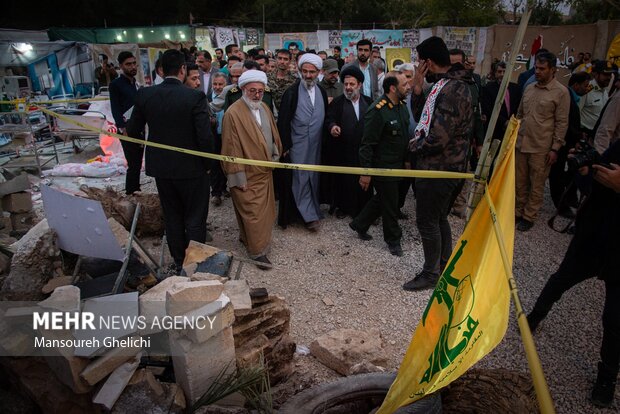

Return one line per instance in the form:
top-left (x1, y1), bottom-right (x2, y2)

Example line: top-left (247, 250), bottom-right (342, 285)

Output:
top-left (466, 7), bottom-right (533, 220)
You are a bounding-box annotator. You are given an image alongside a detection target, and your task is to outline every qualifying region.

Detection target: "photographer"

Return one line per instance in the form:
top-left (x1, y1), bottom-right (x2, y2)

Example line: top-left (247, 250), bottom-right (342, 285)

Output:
top-left (527, 139), bottom-right (620, 408)
top-left (95, 54), bottom-right (118, 89)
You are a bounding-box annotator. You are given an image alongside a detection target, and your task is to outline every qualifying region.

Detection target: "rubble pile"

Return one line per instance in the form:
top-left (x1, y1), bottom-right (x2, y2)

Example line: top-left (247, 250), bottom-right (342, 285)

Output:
top-left (0, 232), bottom-right (296, 413)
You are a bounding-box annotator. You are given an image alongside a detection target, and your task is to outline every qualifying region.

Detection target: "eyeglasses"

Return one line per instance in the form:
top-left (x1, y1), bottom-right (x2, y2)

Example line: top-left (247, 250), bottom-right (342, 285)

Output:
top-left (247, 88), bottom-right (265, 96)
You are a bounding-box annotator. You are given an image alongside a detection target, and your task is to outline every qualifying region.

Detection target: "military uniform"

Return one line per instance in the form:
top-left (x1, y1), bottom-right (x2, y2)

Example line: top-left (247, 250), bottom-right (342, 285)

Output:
top-left (350, 95), bottom-right (410, 249)
top-left (268, 71), bottom-right (297, 111)
top-left (223, 85), bottom-right (275, 113)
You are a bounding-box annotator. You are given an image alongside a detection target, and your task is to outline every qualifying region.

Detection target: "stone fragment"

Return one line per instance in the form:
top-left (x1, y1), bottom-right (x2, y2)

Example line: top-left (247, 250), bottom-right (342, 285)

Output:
top-left (92, 353), bottom-right (141, 410)
top-left (171, 294), bottom-right (235, 344)
top-left (309, 328), bottom-right (387, 376)
top-left (166, 280), bottom-right (224, 317)
top-left (38, 285), bottom-right (80, 312)
top-left (79, 336), bottom-right (143, 385)
top-left (169, 326), bottom-right (237, 405)
top-left (0, 172), bottom-right (30, 197)
top-left (224, 280), bottom-right (251, 310)
top-left (191, 272), bottom-right (228, 283)
top-left (42, 276), bottom-right (74, 294)
top-left (349, 361), bottom-right (386, 375)
top-left (322, 297), bottom-right (335, 306)
top-left (138, 275), bottom-right (188, 335)
top-left (10, 211), bottom-right (34, 231)
top-left (41, 328), bottom-right (92, 394)
top-left (2, 191), bottom-right (33, 213)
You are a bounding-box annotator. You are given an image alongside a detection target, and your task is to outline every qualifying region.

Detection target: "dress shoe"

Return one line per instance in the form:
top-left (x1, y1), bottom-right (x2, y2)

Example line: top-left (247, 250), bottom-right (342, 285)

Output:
top-left (349, 222), bottom-right (372, 241)
top-left (403, 271), bottom-right (438, 291)
top-left (306, 220), bottom-right (320, 232)
top-left (254, 255), bottom-right (272, 270)
top-left (388, 243), bottom-right (403, 257)
top-left (516, 219), bottom-right (534, 232)
top-left (397, 210), bottom-right (409, 220)
top-left (212, 196), bottom-right (222, 206)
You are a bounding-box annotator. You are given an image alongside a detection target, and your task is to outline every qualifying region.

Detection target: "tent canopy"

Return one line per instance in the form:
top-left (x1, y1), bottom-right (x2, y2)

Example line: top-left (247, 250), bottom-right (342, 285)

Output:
top-left (0, 41), bottom-right (79, 67)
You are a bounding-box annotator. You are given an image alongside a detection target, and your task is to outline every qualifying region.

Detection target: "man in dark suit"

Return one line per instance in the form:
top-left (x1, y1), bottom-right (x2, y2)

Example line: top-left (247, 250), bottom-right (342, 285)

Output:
top-left (480, 61), bottom-right (522, 143)
top-left (196, 50), bottom-right (219, 98)
top-left (127, 49), bottom-right (214, 272)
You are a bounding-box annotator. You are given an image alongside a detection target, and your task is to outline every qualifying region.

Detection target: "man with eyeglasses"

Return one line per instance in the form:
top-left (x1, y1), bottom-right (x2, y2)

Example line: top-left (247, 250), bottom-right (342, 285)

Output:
top-left (221, 70), bottom-right (283, 269)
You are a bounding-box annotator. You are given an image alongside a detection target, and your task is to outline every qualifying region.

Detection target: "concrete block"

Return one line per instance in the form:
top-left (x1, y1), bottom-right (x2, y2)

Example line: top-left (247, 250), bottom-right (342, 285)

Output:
top-left (92, 353), bottom-right (141, 410)
top-left (169, 326), bottom-right (237, 405)
top-left (42, 328), bottom-right (92, 394)
top-left (139, 276), bottom-right (188, 335)
top-left (80, 336), bottom-right (143, 385)
top-left (224, 280), bottom-right (251, 311)
top-left (170, 293), bottom-right (235, 344)
top-left (2, 191), bottom-right (32, 213)
top-left (10, 211), bottom-right (34, 231)
top-left (165, 280), bottom-right (224, 317)
top-left (37, 285), bottom-right (80, 312)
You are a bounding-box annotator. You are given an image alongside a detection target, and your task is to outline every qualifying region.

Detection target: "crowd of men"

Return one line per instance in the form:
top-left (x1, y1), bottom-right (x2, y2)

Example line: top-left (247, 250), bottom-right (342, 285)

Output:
top-left (108, 39), bottom-right (620, 408)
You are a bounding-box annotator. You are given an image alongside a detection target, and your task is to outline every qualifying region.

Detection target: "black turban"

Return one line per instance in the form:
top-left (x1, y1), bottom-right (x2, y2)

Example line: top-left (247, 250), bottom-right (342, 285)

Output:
top-left (340, 65), bottom-right (365, 84)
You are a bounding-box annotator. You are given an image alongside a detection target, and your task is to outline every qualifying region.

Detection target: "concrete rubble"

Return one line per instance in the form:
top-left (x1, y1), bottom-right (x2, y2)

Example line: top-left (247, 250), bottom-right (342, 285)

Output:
top-left (309, 328), bottom-right (388, 376)
top-left (0, 235), bottom-right (295, 412)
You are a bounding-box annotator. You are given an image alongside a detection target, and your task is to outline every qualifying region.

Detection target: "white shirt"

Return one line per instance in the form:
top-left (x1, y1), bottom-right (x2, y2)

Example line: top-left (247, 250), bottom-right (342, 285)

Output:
top-left (351, 98), bottom-right (360, 120)
top-left (154, 74), bottom-right (164, 85)
top-left (250, 108), bottom-right (261, 126)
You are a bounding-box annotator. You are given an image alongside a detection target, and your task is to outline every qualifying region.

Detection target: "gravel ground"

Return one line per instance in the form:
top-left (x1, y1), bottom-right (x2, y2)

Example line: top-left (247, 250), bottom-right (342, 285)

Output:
top-left (43, 161), bottom-right (615, 412)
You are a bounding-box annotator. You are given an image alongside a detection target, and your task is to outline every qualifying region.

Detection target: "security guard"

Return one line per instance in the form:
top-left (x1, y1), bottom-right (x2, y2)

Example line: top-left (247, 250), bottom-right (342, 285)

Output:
top-left (223, 84), bottom-right (275, 113)
top-left (349, 71), bottom-right (411, 256)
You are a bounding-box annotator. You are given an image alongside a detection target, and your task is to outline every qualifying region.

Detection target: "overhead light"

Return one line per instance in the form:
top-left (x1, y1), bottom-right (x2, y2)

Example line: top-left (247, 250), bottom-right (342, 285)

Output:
top-left (116, 35), bottom-right (122, 41)
top-left (180, 33), bottom-right (186, 39)
top-left (150, 30), bottom-right (154, 33)
top-left (14, 43), bottom-right (33, 52)
top-left (123, 30), bottom-right (127, 35)
top-left (137, 33), bottom-right (143, 39)
top-left (164, 33), bottom-right (170, 39)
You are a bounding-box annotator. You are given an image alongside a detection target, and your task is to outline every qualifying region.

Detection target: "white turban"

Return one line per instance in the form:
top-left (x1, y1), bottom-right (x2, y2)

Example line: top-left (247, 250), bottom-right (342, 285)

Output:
top-left (297, 53), bottom-right (323, 71)
top-left (238, 70), bottom-right (268, 88)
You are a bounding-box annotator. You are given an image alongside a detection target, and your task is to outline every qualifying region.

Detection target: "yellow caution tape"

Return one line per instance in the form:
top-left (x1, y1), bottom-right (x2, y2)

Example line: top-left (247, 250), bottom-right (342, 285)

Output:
top-left (38, 106), bottom-right (476, 181)
top-left (0, 97), bottom-right (109, 105)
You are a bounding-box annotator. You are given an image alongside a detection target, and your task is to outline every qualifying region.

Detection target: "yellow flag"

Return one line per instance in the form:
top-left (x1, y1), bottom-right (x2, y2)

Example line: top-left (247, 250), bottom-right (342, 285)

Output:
top-left (377, 118), bottom-right (519, 413)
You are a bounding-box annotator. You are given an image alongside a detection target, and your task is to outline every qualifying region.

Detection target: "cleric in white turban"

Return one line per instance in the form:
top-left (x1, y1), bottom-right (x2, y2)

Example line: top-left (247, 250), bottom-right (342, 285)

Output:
top-left (297, 53), bottom-right (323, 71)
top-left (238, 69), bottom-right (268, 88)
top-left (221, 67), bottom-right (282, 269)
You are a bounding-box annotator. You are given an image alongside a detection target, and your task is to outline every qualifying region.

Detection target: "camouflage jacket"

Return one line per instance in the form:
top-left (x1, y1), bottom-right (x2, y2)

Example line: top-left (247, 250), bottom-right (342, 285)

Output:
top-left (268, 70), bottom-right (297, 111)
top-left (410, 68), bottom-right (474, 173)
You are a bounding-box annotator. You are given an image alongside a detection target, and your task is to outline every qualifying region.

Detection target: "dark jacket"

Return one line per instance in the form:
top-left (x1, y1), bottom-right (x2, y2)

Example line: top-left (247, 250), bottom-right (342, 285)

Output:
top-left (127, 78), bottom-right (213, 180)
top-left (325, 94), bottom-right (373, 166)
top-left (109, 74), bottom-right (138, 129)
top-left (409, 67), bottom-right (474, 172)
top-left (480, 80), bottom-right (522, 141)
top-left (359, 95), bottom-right (410, 182)
top-left (277, 80), bottom-right (329, 157)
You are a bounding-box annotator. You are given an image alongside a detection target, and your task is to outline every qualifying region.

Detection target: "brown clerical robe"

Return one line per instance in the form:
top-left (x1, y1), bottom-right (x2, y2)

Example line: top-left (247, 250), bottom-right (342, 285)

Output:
top-left (221, 99), bottom-right (283, 257)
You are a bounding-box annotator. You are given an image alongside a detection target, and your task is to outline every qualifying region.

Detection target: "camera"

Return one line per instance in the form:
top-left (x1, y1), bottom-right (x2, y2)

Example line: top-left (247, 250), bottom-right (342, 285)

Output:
top-left (568, 139), bottom-right (601, 171)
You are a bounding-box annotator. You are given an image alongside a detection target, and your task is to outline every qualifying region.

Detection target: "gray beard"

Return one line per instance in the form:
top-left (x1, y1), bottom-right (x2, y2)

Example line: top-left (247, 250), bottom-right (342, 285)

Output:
top-left (242, 95), bottom-right (262, 111)
top-left (344, 90), bottom-right (360, 101)
top-left (303, 78), bottom-right (317, 89)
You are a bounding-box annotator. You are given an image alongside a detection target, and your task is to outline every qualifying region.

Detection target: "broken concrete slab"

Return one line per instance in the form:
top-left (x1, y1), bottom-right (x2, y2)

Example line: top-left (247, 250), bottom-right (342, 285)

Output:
top-left (170, 326), bottom-right (237, 405)
top-left (79, 336), bottom-right (143, 385)
top-left (182, 241), bottom-right (232, 277)
top-left (38, 285), bottom-right (80, 312)
top-left (309, 328), bottom-right (387, 376)
top-left (92, 353), bottom-right (141, 410)
top-left (191, 272), bottom-right (228, 283)
top-left (165, 280), bottom-right (224, 317)
top-left (73, 292), bottom-right (139, 358)
top-left (170, 294), bottom-right (234, 344)
top-left (224, 280), bottom-right (251, 311)
top-left (138, 275), bottom-right (188, 335)
top-left (10, 212), bottom-right (34, 232)
top-left (1, 219), bottom-right (58, 301)
top-left (0, 172), bottom-right (30, 197)
top-left (2, 191), bottom-right (33, 213)
top-left (41, 328), bottom-right (92, 394)
top-left (42, 276), bottom-right (73, 294)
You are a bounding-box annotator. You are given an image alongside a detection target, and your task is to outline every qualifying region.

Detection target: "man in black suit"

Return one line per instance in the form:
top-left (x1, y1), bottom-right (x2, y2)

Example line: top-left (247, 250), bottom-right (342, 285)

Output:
top-left (127, 49), bottom-right (214, 272)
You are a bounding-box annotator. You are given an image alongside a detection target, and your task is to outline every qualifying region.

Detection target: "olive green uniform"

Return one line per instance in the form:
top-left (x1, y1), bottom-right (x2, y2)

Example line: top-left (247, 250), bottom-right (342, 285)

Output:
top-left (351, 95), bottom-right (410, 246)
top-left (223, 86), bottom-right (275, 113)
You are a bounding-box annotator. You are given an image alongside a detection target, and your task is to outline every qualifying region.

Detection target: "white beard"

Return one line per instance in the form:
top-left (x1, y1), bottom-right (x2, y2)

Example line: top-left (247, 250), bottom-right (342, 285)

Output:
top-left (242, 95), bottom-right (262, 110)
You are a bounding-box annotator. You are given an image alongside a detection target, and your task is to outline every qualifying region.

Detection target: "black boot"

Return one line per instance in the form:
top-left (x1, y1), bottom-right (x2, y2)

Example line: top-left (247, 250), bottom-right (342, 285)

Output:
top-left (591, 362), bottom-right (617, 408)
